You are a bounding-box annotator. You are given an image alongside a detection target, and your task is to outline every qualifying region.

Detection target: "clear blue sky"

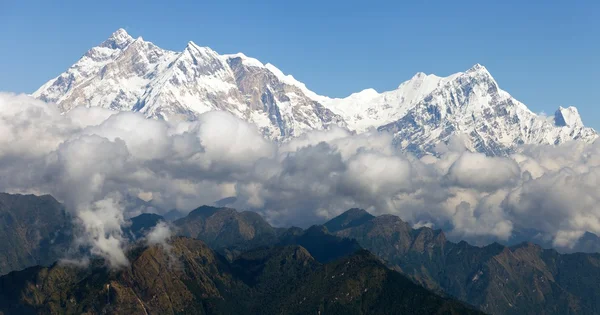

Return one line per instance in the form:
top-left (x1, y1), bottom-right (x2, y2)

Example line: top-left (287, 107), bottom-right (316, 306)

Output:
top-left (1, 0), bottom-right (598, 127)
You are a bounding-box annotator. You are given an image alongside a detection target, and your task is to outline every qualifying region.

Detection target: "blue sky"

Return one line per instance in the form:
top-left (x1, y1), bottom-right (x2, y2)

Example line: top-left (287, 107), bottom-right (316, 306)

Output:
top-left (1, 0), bottom-right (598, 127)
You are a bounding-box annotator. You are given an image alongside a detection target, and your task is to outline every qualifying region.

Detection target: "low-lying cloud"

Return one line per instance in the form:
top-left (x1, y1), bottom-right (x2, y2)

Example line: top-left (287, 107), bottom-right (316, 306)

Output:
top-left (1, 92), bottom-right (600, 266)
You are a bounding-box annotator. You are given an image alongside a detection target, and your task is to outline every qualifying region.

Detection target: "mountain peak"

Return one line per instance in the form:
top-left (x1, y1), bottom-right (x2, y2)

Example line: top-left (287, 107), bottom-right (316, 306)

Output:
top-left (341, 208), bottom-right (371, 217)
top-left (348, 88), bottom-right (379, 99)
top-left (324, 208), bottom-right (375, 233)
top-left (224, 52), bottom-right (265, 68)
top-left (411, 72), bottom-right (427, 80)
top-left (184, 205), bottom-right (221, 219)
top-left (183, 40), bottom-right (217, 56)
top-left (462, 63), bottom-right (499, 92)
top-left (555, 106), bottom-right (584, 128)
top-left (186, 40), bottom-right (198, 48)
top-left (100, 28), bottom-right (134, 50)
top-left (467, 63), bottom-right (485, 71)
top-left (112, 28), bottom-right (129, 37)
top-left (465, 63), bottom-right (492, 77)
top-left (33, 28), bottom-right (598, 155)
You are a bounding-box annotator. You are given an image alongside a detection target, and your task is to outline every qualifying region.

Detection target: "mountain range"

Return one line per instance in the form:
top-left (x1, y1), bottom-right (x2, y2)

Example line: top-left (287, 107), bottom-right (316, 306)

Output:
top-left (2, 193), bottom-right (600, 314)
top-left (0, 239), bottom-right (482, 315)
top-left (33, 29), bottom-right (597, 156)
top-left (0, 195), bottom-right (482, 315)
top-left (163, 205), bottom-right (600, 315)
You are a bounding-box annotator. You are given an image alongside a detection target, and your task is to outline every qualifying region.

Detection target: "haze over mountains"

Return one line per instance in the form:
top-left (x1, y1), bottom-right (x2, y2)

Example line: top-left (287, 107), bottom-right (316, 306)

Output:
top-left (33, 29), bottom-right (596, 156)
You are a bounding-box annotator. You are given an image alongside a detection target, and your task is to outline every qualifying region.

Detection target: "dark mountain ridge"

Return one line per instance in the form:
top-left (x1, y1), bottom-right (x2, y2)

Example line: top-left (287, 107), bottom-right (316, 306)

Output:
top-left (117, 205), bottom-right (600, 314)
top-left (0, 237), bottom-right (482, 315)
top-left (1, 193), bottom-right (600, 314)
top-left (0, 193), bottom-right (73, 276)
top-left (323, 209), bottom-right (600, 315)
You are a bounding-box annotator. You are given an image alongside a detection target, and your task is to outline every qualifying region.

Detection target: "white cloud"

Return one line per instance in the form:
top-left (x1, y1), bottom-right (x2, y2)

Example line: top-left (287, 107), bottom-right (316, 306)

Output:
top-left (76, 196), bottom-right (128, 268)
top-left (447, 152), bottom-right (520, 191)
top-left (0, 92), bottom-right (600, 263)
top-left (146, 222), bottom-right (173, 247)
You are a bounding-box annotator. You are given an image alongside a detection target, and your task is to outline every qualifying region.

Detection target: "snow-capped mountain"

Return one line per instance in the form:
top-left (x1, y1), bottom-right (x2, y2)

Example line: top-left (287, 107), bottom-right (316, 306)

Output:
top-left (376, 64), bottom-right (598, 155)
top-left (321, 71), bottom-right (461, 133)
top-left (34, 29), bottom-right (345, 140)
top-left (34, 29), bottom-right (597, 155)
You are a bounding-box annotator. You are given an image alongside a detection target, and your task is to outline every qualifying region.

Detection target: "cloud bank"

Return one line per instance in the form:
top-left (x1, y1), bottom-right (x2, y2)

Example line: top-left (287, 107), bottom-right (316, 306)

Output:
top-left (1, 92), bottom-right (599, 265)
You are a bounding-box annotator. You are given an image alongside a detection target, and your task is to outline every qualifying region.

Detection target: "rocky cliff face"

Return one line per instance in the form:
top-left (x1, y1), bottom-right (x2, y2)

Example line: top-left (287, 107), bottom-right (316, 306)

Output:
top-left (376, 65), bottom-right (597, 155)
top-left (34, 29), bottom-right (345, 141)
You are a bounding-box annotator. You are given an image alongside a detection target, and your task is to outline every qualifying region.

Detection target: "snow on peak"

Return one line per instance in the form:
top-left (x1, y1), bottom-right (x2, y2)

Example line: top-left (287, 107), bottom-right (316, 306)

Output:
top-left (100, 28), bottom-right (134, 50)
top-left (264, 63), bottom-right (327, 102)
top-left (350, 88), bottom-right (379, 99)
top-left (467, 63), bottom-right (486, 72)
top-left (182, 41), bottom-right (219, 60)
top-left (411, 72), bottom-right (427, 80)
top-left (32, 29), bottom-right (597, 155)
top-left (224, 53), bottom-right (265, 68)
top-left (399, 72), bottom-right (443, 90)
top-left (113, 28), bottom-right (129, 36)
top-left (184, 41), bottom-right (216, 53)
top-left (464, 63), bottom-right (493, 78)
top-left (33, 28), bottom-right (346, 141)
top-left (555, 106), bottom-right (584, 128)
top-left (185, 40), bottom-right (200, 49)
top-left (377, 65), bottom-right (597, 156)
top-left (463, 63), bottom-right (493, 79)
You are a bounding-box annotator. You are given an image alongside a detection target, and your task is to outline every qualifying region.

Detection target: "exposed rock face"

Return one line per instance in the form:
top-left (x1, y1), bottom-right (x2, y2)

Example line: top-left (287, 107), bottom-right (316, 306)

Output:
top-left (34, 29), bottom-right (345, 141)
top-left (376, 65), bottom-right (597, 155)
top-left (554, 106), bottom-right (584, 128)
top-left (33, 29), bottom-right (597, 155)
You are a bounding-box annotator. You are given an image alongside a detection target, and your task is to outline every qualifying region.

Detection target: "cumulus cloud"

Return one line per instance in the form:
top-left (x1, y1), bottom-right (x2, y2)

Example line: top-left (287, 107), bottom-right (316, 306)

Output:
top-left (146, 222), bottom-right (173, 247)
top-left (446, 152), bottom-right (520, 191)
top-left (76, 196), bottom-right (128, 267)
top-left (1, 92), bottom-right (600, 265)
